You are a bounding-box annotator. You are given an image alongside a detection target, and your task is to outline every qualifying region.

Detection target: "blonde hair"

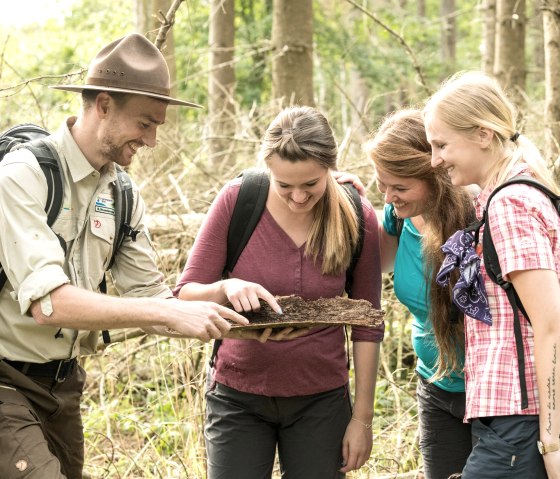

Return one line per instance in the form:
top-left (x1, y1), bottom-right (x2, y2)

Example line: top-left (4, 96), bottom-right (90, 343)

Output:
top-left (423, 71), bottom-right (559, 193)
top-left (260, 106), bottom-right (360, 275)
top-left (364, 109), bottom-right (476, 378)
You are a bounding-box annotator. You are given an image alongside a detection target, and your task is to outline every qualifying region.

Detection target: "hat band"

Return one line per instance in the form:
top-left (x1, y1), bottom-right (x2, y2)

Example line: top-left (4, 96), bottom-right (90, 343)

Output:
top-left (86, 76), bottom-right (170, 97)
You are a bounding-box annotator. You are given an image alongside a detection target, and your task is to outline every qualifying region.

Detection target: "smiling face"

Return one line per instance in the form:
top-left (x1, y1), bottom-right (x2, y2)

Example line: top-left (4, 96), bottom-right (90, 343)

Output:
top-left (424, 111), bottom-right (494, 188)
top-left (375, 167), bottom-right (432, 218)
top-left (267, 153), bottom-right (329, 214)
top-left (98, 94), bottom-right (167, 168)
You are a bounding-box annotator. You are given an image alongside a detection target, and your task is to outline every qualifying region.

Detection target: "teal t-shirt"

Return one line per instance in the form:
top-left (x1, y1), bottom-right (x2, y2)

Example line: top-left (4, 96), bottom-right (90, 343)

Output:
top-left (383, 204), bottom-right (464, 392)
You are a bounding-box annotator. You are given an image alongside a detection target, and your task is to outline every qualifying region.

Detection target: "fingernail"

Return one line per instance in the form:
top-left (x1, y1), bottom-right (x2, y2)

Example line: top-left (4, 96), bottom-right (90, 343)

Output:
top-left (276, 307), bottom-right (283, 315)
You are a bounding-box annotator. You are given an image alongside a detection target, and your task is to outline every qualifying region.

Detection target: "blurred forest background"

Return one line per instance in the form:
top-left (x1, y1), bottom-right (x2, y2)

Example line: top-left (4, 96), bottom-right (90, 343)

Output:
top-left (1, 0), bottom-right (560, 477)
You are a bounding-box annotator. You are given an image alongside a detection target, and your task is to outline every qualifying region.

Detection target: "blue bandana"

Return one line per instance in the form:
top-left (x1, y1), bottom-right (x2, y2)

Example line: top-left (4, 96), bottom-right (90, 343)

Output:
top-left (436, 229), bottom-right (493, 325)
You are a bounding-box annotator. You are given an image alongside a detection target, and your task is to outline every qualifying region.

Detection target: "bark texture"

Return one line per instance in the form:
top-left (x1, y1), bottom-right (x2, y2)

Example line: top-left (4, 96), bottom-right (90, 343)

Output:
top-left (228, 295), bottom-right (385, 330)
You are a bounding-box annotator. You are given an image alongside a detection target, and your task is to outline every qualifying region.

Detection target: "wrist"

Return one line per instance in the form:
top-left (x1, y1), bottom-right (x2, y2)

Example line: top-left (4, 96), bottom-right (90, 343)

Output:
top-left (350, 416), bottom-right (373, 430)
top-left (537, 436), bottom-right (560, 455)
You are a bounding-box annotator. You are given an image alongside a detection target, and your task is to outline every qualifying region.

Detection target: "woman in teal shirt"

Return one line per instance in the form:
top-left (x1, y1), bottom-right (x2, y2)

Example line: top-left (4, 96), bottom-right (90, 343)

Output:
top-left (364, 109), bottom-right (476, 479)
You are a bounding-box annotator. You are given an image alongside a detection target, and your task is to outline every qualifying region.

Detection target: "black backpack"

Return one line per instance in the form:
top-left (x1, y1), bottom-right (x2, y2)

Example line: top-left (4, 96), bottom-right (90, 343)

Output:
top-left (0, 123), bottom-right (139, 344)
top-left (464, 174), bottom-right (560, 409)
top-left (210, 167), bottom-right (366, 366)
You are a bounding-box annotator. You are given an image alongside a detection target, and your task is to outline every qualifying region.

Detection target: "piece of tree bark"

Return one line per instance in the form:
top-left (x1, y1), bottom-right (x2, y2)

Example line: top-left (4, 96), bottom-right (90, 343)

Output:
top-left (228, 295), bottom-right (385, 330)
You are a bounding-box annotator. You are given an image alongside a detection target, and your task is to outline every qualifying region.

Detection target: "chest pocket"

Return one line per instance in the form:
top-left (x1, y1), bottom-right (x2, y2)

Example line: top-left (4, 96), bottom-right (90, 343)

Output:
top-left (89, 215), bottom-right (116, 270)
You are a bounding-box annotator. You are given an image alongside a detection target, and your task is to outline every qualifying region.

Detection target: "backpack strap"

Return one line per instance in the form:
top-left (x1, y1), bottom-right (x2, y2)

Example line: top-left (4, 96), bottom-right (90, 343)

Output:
top-left (210, 169), bottom-right (270, 367)
top-left (481, 174), bottom-right (559, 410)
top-left (0, 139), bottom-right (65, 291)
top-left (223, 168), bottom-right (270, 276)
top-left (395, 216), bottom-right (404, 244)
top-left (98, 167), bottom-right (139, 344)
top-left (342, 183), bottom-right (364, 299)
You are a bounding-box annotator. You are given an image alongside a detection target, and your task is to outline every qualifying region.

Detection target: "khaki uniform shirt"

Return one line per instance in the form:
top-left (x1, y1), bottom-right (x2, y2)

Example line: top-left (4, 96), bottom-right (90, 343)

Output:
top-left (0, 117), bottom-right (171, 362)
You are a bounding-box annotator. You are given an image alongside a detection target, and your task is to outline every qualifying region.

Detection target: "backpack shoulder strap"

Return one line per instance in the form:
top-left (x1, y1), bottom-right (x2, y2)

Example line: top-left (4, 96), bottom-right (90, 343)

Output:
top-left (395, 216), bottom-right (404, 244)
top-left (211, 168), bottom-right (269, 367)
top-left (109, 167), bottom-right (138, 270)
top-left (223, 168), bottom-right (270, 275)
top-left (342, 183), bottom-right (364, 298)
top-left (98, 167), bottom-right (137, 345)
top-left (26, 139), bottom-right (65, 227)
top-left (482, 174), bottom-right (558, 307)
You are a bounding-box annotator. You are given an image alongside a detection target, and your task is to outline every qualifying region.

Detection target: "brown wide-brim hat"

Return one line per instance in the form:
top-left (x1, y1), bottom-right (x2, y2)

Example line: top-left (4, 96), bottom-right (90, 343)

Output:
top-left (51, 33), bottom-right (202, 108)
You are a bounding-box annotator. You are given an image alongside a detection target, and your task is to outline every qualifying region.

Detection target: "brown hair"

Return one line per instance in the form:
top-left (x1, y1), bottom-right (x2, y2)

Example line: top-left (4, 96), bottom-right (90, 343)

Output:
top-left (364, 109), bottom-right (476, 378)
top-left (260, 106), bottom-right (360, 275)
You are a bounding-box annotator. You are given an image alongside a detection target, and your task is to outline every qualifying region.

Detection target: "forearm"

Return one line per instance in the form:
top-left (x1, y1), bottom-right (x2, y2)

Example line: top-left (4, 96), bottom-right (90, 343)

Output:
top-left (535, 331), bottom-right (560, 444)
top-left (30, 284), bottom-right (170, 330)
top-left (178, 281), bottom-right (228, 304)
top-left (351, 341), bottom-right (380, 422)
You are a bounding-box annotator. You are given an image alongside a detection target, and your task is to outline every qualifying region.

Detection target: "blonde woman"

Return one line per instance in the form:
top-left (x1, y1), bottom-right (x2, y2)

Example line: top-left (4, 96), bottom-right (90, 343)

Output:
top-left (424, 71), bottom-right (560, 479)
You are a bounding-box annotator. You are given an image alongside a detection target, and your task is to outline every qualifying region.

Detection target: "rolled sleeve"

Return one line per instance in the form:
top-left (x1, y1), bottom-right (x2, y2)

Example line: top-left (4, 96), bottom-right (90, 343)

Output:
top-left (17, 265), bottom-right (70, 315)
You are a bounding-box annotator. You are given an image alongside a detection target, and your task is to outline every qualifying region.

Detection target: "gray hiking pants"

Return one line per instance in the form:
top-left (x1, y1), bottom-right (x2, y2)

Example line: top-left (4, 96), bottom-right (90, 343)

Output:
top-left (205, 381), bottom-right (352, 479)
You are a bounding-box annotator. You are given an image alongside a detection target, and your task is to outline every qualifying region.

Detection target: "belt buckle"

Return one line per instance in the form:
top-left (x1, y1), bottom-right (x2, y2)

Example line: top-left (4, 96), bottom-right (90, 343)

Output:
top-left (54, 359), bottom-right (73, 383)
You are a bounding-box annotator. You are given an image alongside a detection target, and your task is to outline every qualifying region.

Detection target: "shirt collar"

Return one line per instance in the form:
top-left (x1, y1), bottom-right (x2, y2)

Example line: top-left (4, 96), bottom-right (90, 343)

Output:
top-left (53, 117), bottom-right (117, 184)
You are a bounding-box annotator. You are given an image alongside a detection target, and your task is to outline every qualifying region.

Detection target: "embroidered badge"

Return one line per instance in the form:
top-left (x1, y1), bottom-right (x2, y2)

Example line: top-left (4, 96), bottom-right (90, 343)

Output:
top-left (95, 194), bottom-right (115, 216)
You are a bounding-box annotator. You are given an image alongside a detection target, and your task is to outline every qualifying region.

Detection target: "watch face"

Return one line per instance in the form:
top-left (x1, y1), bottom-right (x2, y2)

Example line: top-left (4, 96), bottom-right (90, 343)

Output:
top-left (537, 441), bottom-right (544, 454)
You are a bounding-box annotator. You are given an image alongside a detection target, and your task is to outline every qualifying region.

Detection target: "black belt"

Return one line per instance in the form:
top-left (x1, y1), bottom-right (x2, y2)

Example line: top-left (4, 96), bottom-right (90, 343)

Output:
top-left (3, 358), bottom-right (77, 382)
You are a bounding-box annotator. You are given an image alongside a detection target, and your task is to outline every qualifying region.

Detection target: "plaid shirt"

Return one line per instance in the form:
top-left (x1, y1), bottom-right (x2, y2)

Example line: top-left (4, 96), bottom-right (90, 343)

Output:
top-left (464, 167), bottom-right (560, 420)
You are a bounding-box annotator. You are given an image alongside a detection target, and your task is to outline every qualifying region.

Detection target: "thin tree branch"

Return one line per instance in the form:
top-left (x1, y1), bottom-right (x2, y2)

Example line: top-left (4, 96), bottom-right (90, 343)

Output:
top-left (154, 0), bottom-right (185, 50)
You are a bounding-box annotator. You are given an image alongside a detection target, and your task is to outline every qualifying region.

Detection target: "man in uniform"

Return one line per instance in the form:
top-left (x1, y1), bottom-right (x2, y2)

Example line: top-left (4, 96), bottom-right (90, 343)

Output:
top-left (0, 33), bottom-right (247, 478)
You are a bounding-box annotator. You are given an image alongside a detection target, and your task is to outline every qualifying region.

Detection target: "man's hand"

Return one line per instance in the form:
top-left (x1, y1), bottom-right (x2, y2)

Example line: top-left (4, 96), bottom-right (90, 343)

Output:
top-left (164, 299), bottom-right (248, 342)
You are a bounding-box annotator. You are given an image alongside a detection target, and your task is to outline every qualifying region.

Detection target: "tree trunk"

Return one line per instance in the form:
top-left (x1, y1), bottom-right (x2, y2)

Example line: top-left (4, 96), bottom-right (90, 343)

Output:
top-left (208, 0), bottom-right (237, 168)
top-left (543, 0), bottom-right (560, 179)
top-left (418, 0), bottom-right (426, 17)
top-left (482, 0), bottom-right (497, 74)
top-left (441, 0), bottom-right (457, 76)
top-left (531, 0), bottom-right (545, 73)
top-left (494, 0), bottom-right (526, 109)
top-left (271, 0), bottom-right (314, 106)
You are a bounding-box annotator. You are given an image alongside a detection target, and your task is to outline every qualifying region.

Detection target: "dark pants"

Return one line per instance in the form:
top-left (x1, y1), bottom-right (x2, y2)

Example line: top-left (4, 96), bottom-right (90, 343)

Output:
top-left (416, 374), bottom-right (473, 479)
top-left (0, 360), bottom-right (86, 479)
top-left (462, 415), bottom-right (547, 478)
top-left (205, 381), bottom-right (352, 479)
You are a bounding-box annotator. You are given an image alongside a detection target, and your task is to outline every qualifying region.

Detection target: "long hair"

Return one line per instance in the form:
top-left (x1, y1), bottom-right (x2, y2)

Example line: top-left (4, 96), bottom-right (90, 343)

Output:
top-left (259, 106), bottom-right (360, 275)
top-left (423, 71), bottom-right (559, 193)
top-left (364, 109), bottom-right (476, 378)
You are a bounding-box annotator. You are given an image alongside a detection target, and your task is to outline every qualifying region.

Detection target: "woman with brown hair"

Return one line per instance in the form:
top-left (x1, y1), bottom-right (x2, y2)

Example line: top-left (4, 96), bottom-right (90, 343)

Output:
top-left (363, 108), bottom-right (476, 479)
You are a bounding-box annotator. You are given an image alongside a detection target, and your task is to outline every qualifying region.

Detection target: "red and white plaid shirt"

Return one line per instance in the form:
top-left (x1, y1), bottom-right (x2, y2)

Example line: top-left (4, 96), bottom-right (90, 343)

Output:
top-left (464, 166), bottom-right (560, 420)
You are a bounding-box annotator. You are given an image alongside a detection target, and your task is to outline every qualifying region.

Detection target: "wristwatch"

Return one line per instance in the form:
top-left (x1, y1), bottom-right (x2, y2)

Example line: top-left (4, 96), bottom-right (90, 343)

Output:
top-left (537, 440), bottom-right (560, 455)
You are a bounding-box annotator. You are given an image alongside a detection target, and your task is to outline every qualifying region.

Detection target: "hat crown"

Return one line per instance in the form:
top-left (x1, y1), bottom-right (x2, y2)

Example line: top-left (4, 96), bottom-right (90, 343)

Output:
top-left (86, 33), bottom-right (171, 97)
